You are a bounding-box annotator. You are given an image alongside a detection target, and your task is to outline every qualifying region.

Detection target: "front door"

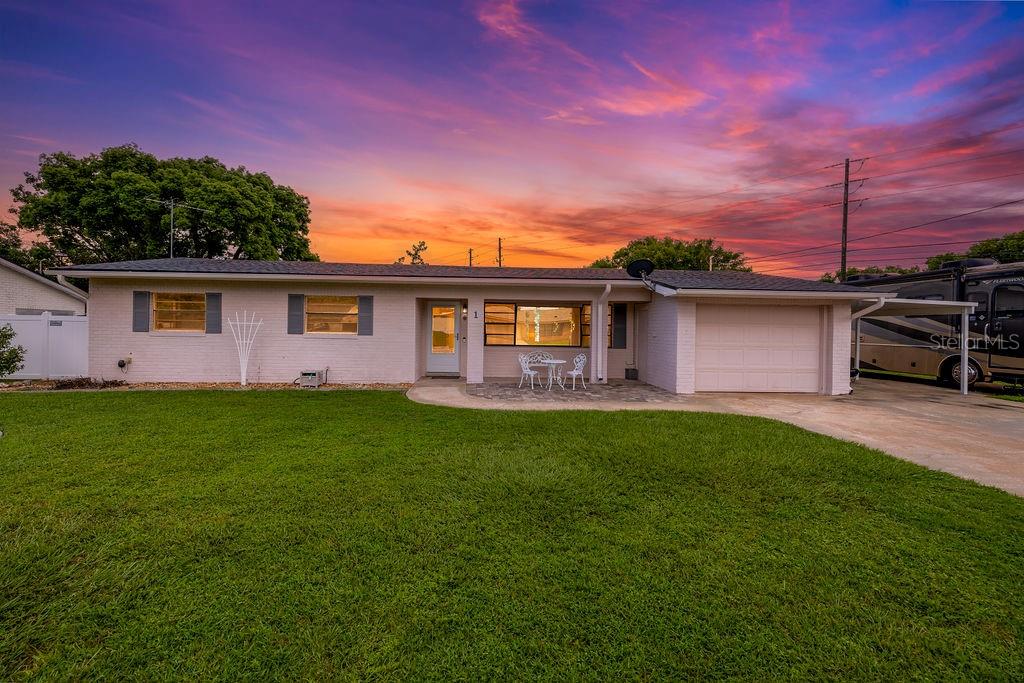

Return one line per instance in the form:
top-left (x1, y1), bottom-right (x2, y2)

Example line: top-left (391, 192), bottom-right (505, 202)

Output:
top-left (426, 301), bottom-right (460, 375)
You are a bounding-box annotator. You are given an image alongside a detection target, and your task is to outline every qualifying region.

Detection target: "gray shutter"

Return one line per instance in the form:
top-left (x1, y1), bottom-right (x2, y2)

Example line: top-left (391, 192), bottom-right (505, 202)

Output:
top-left (358, 295), bottom-right (373, 336)
top-left (287, 294), bottom-right (304, 334)
top-left (205, 293), bottom-right (222, 334)
top-left (611, 303), bottom-right (627, 349)
top-left (132, 291), bottom-right (150, 332)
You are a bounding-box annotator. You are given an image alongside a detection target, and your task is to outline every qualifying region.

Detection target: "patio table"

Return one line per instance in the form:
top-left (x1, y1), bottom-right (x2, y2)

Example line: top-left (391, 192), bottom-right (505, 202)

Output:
top-left (539, 358), bottom-right (566, 390)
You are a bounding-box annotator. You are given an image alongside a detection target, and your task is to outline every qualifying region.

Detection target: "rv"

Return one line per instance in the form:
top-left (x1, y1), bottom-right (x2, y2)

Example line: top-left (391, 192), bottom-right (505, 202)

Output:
top-left (848, 259), bottom-right (1024, 386)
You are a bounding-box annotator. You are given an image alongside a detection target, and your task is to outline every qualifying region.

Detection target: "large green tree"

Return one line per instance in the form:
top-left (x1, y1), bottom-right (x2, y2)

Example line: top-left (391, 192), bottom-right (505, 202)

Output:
top-left (590, 236), bottom-right (749, 271)
top-left (925, 230), bottom-right (1024, 270)
top-left (0, 221), bottom-right (59, 272)
top-left (9, 144), bottom-right (318, 264)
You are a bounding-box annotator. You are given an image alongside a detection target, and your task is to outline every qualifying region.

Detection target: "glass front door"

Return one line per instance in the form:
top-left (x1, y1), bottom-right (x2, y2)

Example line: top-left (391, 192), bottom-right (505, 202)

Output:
top-left (426, 301), bottom-right (460, 374)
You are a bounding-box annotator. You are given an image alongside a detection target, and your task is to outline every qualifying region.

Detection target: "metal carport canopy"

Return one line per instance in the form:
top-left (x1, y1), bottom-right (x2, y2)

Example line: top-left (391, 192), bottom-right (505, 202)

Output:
top-left (852, 296), bottom-right (978, 395)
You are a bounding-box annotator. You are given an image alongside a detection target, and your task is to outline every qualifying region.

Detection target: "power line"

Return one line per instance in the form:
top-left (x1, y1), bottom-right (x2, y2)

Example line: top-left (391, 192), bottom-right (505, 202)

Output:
top-left (820, 169), bottom-right (1024, 208)
top-left (759, 248), bottom-right (957, 275)
top-left (500, 179), bottom-right (841, 254)
top-left (755, 237), bottom-right (994, 266)
top-left (425, 122), bottom-right (1024, 265)
top-left (853, 120), bottom-right (1024, 162)
top-left (845, 146), bottom-right (1024, 186)
top-left (745, 197), bottom-right (1024, 264)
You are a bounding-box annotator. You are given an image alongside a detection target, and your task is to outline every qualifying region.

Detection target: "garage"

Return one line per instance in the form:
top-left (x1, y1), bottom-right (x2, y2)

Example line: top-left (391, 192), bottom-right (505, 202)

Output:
top-left (695, 304), bottom-right (821, 392)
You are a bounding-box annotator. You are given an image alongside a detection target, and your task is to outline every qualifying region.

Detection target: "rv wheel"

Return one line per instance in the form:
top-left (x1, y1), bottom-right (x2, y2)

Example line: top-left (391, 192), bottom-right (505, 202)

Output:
top-left (946, 358), bottom-right (980, 387)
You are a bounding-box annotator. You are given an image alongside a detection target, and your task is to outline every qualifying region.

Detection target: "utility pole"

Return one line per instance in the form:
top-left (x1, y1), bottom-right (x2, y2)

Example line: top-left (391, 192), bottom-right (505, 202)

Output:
top-left (145, 197), bottom-right (211, 258)
top-left (496, 237), bottom-right (503, 268)
top-left (840, 157), bottom-right (850, 282)
top-left (468, 248), bottom-right (473, 267)
top-left (708, 255), bottom-right (714, 271)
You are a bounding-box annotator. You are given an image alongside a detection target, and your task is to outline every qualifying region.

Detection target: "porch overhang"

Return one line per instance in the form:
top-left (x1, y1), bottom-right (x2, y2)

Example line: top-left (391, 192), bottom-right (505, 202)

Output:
top-left (852, 297), bottom-right (978, 396)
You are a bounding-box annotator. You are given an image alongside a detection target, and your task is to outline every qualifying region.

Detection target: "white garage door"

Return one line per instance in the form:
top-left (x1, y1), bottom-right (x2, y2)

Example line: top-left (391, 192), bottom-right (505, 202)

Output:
top-left (695, 305), bottom-right (821, 392)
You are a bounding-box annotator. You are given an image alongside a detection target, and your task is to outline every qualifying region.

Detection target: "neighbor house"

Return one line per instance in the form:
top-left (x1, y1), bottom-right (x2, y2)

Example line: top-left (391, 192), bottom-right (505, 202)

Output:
top-left (51, 258), bottom-right (887, 394)
top-left (1, 257), bottom-right (87, 315)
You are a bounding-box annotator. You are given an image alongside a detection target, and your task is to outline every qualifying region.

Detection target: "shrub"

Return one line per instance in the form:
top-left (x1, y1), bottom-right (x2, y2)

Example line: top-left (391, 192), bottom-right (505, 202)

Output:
top-left (0, 324), bottom-right (25, 378)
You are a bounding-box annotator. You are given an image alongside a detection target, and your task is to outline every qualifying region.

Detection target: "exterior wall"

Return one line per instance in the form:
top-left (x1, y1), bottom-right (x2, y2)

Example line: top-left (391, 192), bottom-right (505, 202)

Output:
top-left (0, 266), bottom-right (85, 315)
top-left (641, 295), bottom-right (689, 393)
top-left (825, 302), bottom-right (853, 395)
top-left (85, 275), bottom-right (855, 393)
top-left (88, 278), bottom-right (635, 384)
top-left (89, 279), bottom-right (418, 383)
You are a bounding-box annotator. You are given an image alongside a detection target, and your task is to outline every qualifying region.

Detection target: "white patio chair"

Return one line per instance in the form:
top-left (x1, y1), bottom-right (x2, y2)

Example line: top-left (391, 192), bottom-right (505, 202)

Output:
top-left (525, 350), bottom-right (556, 388)
top-left (566, 352), bottom-right (588, 390)
top-left (518, 353), bottom-right (541, 389)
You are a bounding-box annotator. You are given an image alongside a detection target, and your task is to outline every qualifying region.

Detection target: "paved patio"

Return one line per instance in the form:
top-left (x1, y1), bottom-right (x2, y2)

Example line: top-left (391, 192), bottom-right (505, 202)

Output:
top-left (465, 379), bottom-right (685, 403)
top-left (407, 377), bottom-right (1024, 497)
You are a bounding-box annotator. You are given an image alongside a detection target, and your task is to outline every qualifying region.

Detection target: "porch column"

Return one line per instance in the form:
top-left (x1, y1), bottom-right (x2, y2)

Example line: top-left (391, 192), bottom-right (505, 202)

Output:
top-left (589, 296), bottom-right (601, 384)
top-left (591, 285), bottom-right (611, 384)
top-left (466, 294), bottom-right (485, 383)
top-left (960, 308), bottom-right (969, 396)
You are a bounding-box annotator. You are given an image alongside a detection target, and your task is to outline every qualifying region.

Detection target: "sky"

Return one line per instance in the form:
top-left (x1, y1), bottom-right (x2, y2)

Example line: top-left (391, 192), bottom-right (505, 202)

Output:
top-left (1, 0), bottom-right (1023, 276)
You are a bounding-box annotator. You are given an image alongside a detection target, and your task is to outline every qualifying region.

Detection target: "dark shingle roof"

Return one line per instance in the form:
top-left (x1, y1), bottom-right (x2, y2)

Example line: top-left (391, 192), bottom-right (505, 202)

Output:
top-left (56, 258), bottom-right (866, 292)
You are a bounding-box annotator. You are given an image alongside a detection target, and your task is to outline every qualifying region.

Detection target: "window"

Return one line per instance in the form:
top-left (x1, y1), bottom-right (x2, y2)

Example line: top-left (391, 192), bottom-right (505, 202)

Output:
top-left (484, 303), bottom-right (591, 347)
top-left (994, 284), bottom-right (1024, 319)
top-left (305, 295), bottom-right (358, 333)
top-left (153, 293), bottom-right (205, 331)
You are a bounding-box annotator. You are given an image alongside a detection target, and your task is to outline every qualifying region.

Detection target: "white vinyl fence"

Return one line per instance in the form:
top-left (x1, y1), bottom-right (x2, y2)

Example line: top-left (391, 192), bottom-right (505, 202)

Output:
top-left (0, 313), bottom-right (88, 380)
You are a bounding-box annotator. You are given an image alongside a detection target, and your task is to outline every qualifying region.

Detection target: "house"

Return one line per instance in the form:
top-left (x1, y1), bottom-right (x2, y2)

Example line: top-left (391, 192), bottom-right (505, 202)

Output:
top-left (1, 257), bottom-right (87, 315)
top-left (50, 258), bottom-right (887, 394)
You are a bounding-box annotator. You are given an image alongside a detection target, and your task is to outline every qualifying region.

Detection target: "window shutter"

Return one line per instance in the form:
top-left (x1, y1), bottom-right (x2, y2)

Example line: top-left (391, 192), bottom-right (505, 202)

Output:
top-left (205, 293), bottom-right (222, 334)
top-left (357, 295), bottom-right (373, 335)
top-left (611, 303), bottom-right (627, 349)
top-left (287, 294), bottom-right (304, 334)
top-left (132, 291), bottom-right (150, 332)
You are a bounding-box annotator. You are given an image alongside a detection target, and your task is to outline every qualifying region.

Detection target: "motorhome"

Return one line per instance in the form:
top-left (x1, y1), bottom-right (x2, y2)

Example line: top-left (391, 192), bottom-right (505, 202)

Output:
top-left (848, 259), bottom-right (1024, 386)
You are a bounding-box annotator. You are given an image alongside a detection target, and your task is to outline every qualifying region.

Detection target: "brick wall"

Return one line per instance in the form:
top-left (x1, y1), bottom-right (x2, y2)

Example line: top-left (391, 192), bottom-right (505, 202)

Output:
top-left (0, 266), bottom-right (86, 315)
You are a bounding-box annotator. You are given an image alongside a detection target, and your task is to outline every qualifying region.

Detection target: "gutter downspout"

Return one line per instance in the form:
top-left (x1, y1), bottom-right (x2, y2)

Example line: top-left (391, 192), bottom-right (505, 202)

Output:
top-left (850, 297), bottom-right (889, 379)
top-left (599, 284), bottom-right (612, 383)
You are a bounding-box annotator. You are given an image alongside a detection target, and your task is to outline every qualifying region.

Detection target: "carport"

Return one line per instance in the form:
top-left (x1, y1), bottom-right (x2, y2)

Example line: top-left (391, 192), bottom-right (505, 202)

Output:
top-left (852, 297), bottom-right (978, 395)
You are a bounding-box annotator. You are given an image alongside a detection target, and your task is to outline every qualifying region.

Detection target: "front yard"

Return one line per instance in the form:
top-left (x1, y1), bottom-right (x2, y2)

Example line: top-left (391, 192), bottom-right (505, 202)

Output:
top-left (1, 390), bottom-right (1021, 678)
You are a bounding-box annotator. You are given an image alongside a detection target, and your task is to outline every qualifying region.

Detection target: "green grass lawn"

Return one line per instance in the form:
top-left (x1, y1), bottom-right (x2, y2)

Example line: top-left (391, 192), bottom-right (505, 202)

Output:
top-left (1, 391), bottom-right (1022, 679)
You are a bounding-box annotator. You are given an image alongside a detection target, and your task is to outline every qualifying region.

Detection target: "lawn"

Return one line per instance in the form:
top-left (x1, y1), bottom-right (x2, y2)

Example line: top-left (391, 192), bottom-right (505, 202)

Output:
top-left (1, 391), bottom-right (1022, 679)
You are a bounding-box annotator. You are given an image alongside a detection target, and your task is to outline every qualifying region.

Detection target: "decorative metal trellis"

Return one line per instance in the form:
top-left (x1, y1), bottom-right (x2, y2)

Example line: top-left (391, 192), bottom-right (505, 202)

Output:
top-left (227, 311), bottom-right (263, 386)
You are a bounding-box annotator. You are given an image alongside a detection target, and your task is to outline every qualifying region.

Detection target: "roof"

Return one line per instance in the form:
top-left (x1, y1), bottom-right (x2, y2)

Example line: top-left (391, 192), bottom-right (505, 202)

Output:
top-left (51, 257), bottom-right (870, 294)
top-left (0, 257), bottom-right (88, 302)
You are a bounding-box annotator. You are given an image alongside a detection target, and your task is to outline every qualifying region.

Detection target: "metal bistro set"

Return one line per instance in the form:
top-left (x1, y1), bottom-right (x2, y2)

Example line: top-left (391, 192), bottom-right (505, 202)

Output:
top-left (517, 350), bottom-right (588, 391)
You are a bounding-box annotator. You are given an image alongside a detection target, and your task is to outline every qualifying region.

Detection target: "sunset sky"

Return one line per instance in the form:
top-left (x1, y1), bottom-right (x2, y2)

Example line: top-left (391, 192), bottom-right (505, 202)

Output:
top-left (1, 0), bottom-right (1023, 276)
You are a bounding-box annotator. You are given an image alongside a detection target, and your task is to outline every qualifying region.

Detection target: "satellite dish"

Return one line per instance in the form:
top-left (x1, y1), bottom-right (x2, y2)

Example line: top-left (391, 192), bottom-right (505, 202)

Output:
top-left (626, 259), bottom-right (655, 279)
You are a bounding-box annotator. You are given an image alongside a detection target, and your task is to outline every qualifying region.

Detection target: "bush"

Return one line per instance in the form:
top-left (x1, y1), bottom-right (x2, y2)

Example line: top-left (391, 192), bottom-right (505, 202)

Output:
top-left (0, 324), bottom-right (25, 378)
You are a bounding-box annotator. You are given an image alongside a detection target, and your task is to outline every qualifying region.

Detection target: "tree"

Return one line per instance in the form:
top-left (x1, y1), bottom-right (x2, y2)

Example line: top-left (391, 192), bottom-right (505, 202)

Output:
top-left (9, 144), bottom-right (318, 264)
top-left (590, 236), bottom-right (749, 271)
top-left (0, 324), bottom-right (25, 378)
top-left (395, 240), bottom-right (428, 265)
top-left (820, 264), bottom-right (920, 282)
top-left (0, 221), bottom-right (61, 273)
top-left (925, 230), bottom-right (1024, 270)
top-left (925, 252), bottom-right (964, 270)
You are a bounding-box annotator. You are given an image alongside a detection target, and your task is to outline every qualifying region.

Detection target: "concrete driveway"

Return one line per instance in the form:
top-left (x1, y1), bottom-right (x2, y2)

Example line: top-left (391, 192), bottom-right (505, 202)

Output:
top-left (408, 378), bottom-right (1024, 496)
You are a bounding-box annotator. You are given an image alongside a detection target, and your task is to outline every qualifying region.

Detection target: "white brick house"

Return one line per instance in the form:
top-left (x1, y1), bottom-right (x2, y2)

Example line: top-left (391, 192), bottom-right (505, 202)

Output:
top-left (51, 258), bottom-right (890, 394)
top-left (1, 257), bottom-right (87, 315)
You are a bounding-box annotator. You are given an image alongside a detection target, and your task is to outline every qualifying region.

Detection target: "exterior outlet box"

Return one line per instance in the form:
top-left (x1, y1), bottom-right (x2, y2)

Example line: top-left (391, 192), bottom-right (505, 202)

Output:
top-left (299, 371), bottom-right (325, 388)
